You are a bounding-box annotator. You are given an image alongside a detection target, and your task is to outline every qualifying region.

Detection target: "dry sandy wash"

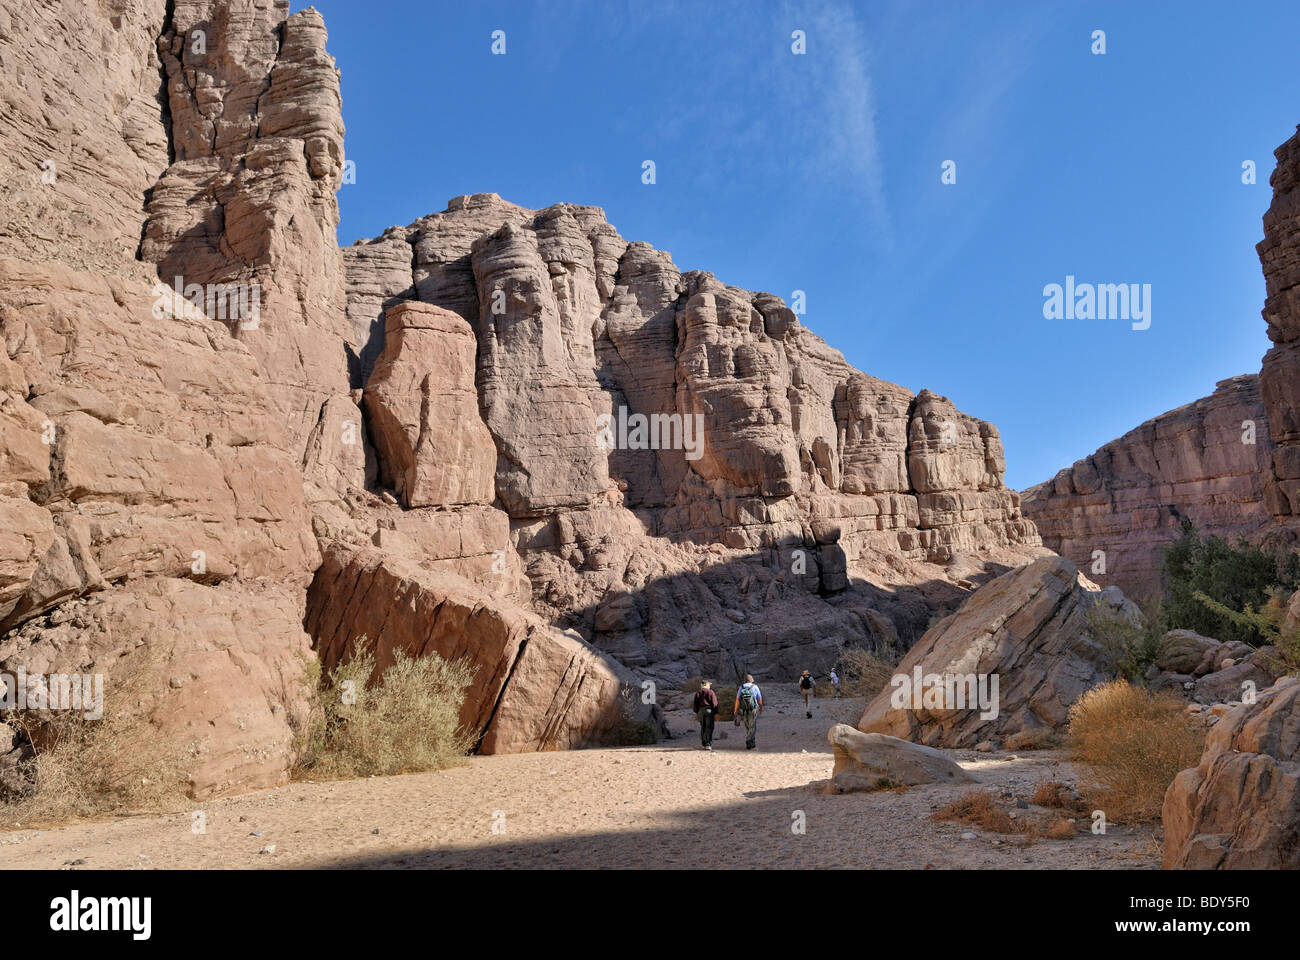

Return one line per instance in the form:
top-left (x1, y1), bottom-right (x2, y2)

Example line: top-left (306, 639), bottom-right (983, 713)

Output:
top-left (0, 688), bottom-right (1158, 870)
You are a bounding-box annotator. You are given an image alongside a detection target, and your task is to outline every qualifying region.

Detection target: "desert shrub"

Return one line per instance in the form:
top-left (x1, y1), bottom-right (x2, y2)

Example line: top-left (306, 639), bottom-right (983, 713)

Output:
top-left (1162, 521), bottom-right (1300, 646)
top-left (1004, 727), bottom-right (1062, 751)
top-left (933, 790), bottom-right (1017, 833)
top-left (1191, 588), bottom-right (1300, 676)
top-left (932, 789), bottom-right (1077, 841)
top-left (1084, 600), bottom-right (1167, 682)
top-left (1067, 680), bottom-right (1205, 822)
top-left (607, 718), bottom-right (658, 746)
top-left (837, 647), bottom-right (896, 698)
top-left (0, 649), bottom-right (188, 827)
top-left (713, 687), bottom-right (738, 721)
top-left (295, 636), bottom-right (476, 780)
top-left (1031, 780), bottom-right (1087, 813)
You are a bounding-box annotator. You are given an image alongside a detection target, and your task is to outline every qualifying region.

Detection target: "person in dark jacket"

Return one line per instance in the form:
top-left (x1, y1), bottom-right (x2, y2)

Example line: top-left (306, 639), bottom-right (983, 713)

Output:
top-left (692, 680), bottom-right (719, 749)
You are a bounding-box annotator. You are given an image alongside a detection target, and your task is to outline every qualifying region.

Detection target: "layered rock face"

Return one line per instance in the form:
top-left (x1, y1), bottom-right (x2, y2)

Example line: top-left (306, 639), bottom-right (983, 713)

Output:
top-left (140, 1), bottom-right (355, 457)
top-left (0, 0), bottom-right (327, 797)
top-left (1259, 126), bottom-right (1300, 523)
top-left (343, 196), bottom-right (1044, 684)
top-left (1162, 676), bottom-right (1300, 869)
top-left (1022, 376), bottom-right (1271, 598)
top-left (1025, 127), bottom-right (1300, 596)
top-left (1, 0), bottom-right (1047, 799)
top-left (0, 0), bottom-right (170, 274)
top-left (857, 557), bottom-right (1131, 747)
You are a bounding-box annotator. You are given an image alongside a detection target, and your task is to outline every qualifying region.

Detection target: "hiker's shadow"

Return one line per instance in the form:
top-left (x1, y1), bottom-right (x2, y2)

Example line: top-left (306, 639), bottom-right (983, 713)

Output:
top-left (742, 780), bottom-right (832, 801)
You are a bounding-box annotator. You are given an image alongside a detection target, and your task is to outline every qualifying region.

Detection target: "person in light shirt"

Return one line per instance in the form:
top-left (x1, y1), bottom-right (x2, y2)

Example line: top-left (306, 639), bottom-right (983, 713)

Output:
top-left (733, 674), bottom-right (763, 749)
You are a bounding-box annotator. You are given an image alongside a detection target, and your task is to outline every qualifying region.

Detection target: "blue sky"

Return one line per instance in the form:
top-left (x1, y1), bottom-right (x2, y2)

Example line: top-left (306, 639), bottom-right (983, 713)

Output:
top-left (296, 0), bottom-right (1300, 490)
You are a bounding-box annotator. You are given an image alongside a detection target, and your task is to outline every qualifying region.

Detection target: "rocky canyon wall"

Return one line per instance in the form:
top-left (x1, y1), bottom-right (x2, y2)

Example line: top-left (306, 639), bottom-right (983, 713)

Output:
top-left (1023, 124), bottom-right (1300, 598)
top-left (340, 196), bottom-right (1044, 687)
top-left (1, 0), bottom-right (1045, 798)
top-left (1259, 125), bottom-right (1300, 525)
top-left (1022, 375), bottom-right (1271, 598)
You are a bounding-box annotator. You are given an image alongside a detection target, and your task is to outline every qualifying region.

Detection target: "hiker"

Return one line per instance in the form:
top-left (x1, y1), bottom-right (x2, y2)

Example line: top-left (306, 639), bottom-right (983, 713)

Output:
top-left (734, 674), bottom-right (764, 749)
top-left (798, 669), bottom-right (815, 718)
top-left (829, 668), bottom-right (840, 699)
top-left (692, 680), bottom-right (719, 749)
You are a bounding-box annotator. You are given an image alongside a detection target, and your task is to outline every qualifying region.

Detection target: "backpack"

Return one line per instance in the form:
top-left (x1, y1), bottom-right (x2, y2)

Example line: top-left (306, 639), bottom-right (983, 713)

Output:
top-left (737, 684), bottom-right (758, 715)
top-left (799, 675), bottom-right (813, 691)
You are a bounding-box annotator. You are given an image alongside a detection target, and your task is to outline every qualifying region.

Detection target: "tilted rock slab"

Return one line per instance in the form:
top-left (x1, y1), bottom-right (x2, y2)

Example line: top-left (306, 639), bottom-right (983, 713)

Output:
top-left (858, 556), bottom-right (1128, 747)
top-left (306, 544), bottom-right (647, 752)
top-left (828, 724), bottom-right (976, 792)
top-left (1163, 676), bottom-right (1300, 869)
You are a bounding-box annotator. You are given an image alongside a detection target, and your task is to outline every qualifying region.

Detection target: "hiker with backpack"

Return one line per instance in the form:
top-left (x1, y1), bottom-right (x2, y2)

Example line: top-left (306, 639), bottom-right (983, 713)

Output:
top-left (733, 674), bottom-right (763, 749)
top-left (829, 668), bottom-right (840, 699)
top-left (798, 669), bottom-right (815, 718)
top-left (692, 680), bottom-right (719, 750)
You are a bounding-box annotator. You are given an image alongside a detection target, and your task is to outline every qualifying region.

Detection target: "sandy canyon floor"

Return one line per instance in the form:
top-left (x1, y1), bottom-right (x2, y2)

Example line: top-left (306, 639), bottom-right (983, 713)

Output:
top-left (0, 688), bottom-right (1160, 870)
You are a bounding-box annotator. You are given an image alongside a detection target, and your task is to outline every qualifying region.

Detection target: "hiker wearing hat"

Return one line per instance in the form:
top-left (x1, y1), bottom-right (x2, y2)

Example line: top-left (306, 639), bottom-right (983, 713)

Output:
top-left (798, 669), bottom-right (815, 718)
top-left (734, 674), bottom-right (764, 750)
top-left (692, 680), bottom-right (719, 749)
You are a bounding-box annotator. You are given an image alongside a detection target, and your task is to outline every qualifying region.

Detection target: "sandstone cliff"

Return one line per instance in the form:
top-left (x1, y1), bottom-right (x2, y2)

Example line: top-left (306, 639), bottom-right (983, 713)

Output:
top-left (337, 195), bottom-right (1045, 688)
top-left (0, 0), bottom-right (319, 797)
top-left (1023, 124), bottom-right (1300, 598)
top-left (1021, 375), bottom-right (1271, 598)
top-left (0, 0), bottom-right (1045, 798)
top-left (1259, 125), bottom-right (1300, 527)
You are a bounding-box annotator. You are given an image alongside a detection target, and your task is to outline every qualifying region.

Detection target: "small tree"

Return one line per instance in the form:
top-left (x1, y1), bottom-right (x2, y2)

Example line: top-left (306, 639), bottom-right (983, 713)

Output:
top-left (1161, 521), bottom-right (1299, 645)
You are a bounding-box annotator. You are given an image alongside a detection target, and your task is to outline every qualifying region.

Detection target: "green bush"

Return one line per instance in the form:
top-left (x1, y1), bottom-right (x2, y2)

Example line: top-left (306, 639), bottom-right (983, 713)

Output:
top-left (1084, 600), bottom-right (1167, 682)
top-left (1161, 521), bottom-right (1300, 646)
top-left (295, 636), bottom-right (476, 780)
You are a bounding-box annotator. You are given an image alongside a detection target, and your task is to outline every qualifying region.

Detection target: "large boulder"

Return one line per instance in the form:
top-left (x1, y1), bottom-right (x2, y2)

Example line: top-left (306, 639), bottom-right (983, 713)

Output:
top-left (828, 724), bottom-right (976, 792)
top-left (363, 301), bottom-right (496, 508)
top-left (858, 556), bottom-right (1128, 747)
top-left (305, 544), bottom-right (651, 752)
top-left (1163, 676), bottom-right (1300, 869)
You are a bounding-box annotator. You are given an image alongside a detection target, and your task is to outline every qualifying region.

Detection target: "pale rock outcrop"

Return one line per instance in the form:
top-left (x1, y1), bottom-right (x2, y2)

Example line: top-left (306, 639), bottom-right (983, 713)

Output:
top-left (0, 261), bottom-right (319, 794)
top-left (1163, 676), bottom-right (1300, 869)
top-left (828, 724), bottom-right (977, 792)
top-left (858, 557), bottom-right (1131, 747)
top-left (343, 197), bottom-right (1045, 683)
top-left (1022, 376), bottom-right (1270, 599)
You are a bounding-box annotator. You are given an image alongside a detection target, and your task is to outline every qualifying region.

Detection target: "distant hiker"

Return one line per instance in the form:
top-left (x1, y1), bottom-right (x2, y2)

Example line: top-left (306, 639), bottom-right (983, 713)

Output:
top-left (692, 680), bottom-right (719, 749)
top-left (829, 668), bottom-right (840, 699)
top-left (798, 669), bottom-right (815, 718)
top-left (734, 674), bottom-right (764, 750)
